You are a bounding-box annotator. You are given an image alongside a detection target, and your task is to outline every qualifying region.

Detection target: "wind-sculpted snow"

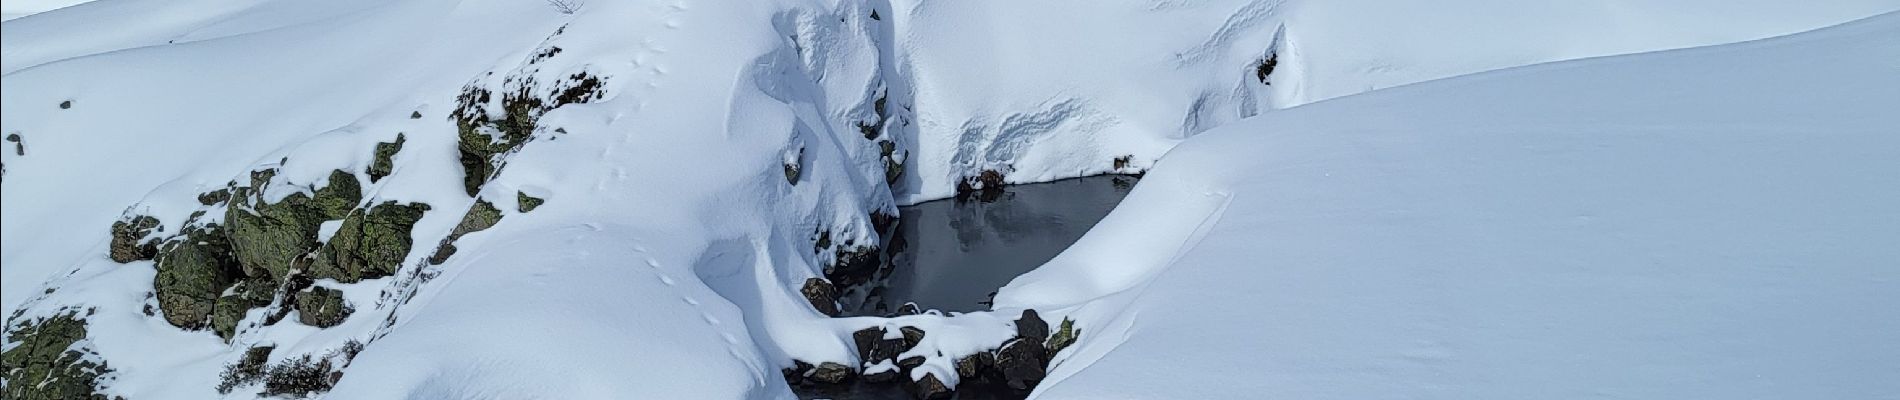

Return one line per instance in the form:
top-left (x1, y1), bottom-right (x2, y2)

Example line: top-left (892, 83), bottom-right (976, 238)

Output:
top-left (1004, 12), bottom-right (1900, 398)
top-left (3, 0), bottom-right (1899, 398)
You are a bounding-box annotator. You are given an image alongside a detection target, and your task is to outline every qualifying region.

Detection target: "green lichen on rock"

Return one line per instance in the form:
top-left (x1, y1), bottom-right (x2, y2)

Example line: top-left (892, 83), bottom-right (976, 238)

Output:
top-left (197, 188), bottom-right (232, 206)
top-left (428, 199), bottom-right (503, 265)
top-left (366, 134), bottom-right (405, 183)
top-left (516, 191), bottom-right (544, 213)
top-left (209, 278), bottom-right (276, 340)
top-left (294, 287), bottom-right (351, 328)
top-left (307, 201), bottom-right (430, 283)
top-left (108, 215), bottom-right (162, 263)
top-left (1046, 318), bottom-right (1079, 356)
top-left (154, 224), bottom-right (241, 329)
top-left (450, 69), bottom-right (606, 196)
top-left (309, 170), bottom-right (362, 219)
top-left (225, 169), bottom-right (360, 281)
top-left (1, 312), bottom-right (112, 400)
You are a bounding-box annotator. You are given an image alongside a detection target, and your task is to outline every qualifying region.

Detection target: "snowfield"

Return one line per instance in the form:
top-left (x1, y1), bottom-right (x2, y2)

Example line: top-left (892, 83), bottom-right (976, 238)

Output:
top-left (1007, 11), bottom-right (1900, 398)
top-left (2, 0), bottom-right (1897, 398)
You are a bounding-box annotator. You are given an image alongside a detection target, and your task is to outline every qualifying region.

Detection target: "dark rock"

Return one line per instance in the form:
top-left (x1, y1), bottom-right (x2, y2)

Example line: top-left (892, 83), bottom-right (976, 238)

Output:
top-left (784, 147), bottom-right (803, 185)
top-left (108, 215), bottom-right (162, 263)
top-left (897, 355), bottom-right (925, 371)
top-left (909, 372), bottom-right (953, 400)
top-left (1015, 309), bottom-right (1048, 342)
top-left (995, 338), bottom-right (1046, 390)
top-left (294, 286), bottom-right (351, 328)
top-left (954, 352), bottom-right (993, 380)
top-left (896, 302), bottom-right (921, 316)
top-left (1255, 52), bottom-right (1278, 84)
top-left (516, 191), bottom-right (544, 213)
top-left (853, 327), bottom-right (908, 364)
top-left (58, 100), bottom-right (72, 109)
top-left (870, 211), bottom-right (898, 235)
top-left (409, 111), bottom-right (422, 119)
top-left (827, 244), bottom-right (881, 286)
top-left (782, 360), bottom-right (813, 385)
top-left (863, 363), bottom-right (898, 383)
top-left (869, 9), bottom-right (881, 21)
top-left (852, 327), bottom-right (883, 361)
top-left (800, 278), bottom-right (839, 316)
top-left (809, 361), bottom-right (853, 384)
top-left (367, 134), bottom-right (405, 183)
top-left (900, 326), bottom-right (926, 348)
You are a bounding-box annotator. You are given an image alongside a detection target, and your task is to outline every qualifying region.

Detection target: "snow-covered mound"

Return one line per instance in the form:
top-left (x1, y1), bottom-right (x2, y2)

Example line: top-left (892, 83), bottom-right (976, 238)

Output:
top-left (3, 0), bottom-right (1897, 397)
top-left (1001, 11), bottom-right (1900, 399)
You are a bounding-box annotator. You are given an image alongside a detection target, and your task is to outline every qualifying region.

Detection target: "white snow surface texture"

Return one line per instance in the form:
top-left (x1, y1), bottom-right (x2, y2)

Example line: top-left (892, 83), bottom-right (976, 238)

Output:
top-left (1, 0), bottom-right (1896, 398)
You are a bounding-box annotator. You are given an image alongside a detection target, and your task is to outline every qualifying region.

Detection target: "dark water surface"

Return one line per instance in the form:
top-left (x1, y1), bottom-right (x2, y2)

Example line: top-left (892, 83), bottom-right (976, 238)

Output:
top-left (873, 174), bottom-right (1139, 314)
top-left (793, 175), bottom-right (1138, 400)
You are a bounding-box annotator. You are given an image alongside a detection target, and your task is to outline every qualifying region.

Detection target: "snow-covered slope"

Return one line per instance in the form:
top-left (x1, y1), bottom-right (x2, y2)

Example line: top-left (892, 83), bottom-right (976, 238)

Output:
top-left (3, 0), bottom-right (1896, 398)
top-left (1002, 11), bottom-right (1900, 399)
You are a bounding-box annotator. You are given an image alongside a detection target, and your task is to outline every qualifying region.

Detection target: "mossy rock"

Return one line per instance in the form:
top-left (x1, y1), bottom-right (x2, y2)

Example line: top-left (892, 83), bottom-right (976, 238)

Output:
top-left (516, 191), bottom-right (544, 213)
top-left (451, 71), bottom-right (606, 197)
top-left (108, 215), bottom-right (162, 263)
top-left (225, 169), bottom-right (360, 281)
top-left (307, 201), bottom-right (429, 283)
top-left (197, 188), bottom-right (232, 206)
top-left (1, 312), bottom-right (112, 400)
top-left (294, 287), bottom-right (351, 328)
top-left (310, 170), bottom-right (363, 219)
top-left (154, 225), bottom-right (241, 329)
top-left (428, 200), bottom-right (503, 265)
top-left (367, 134), bottom-right (405, 183)
top-left (209, 278), bottom-right (277, 340)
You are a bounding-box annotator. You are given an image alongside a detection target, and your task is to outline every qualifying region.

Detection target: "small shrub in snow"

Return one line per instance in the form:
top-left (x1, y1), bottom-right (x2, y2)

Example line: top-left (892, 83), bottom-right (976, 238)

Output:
top-left (546, 0), bottom-right (583, 14)
top-left (261, 355), bottom-right (334, 398)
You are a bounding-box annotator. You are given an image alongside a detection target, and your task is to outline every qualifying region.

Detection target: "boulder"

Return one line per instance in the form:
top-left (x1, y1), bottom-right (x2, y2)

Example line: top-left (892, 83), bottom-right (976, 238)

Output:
top-left (801, 278), bottom-right (840, 316)
top-left (909, 372), bottom-right (953, 400)
top-left (954, 352), bottom-right (993, 380)
top-left (294, 287), bottom-right (351, 328)
top-left (1015, 309), bottom-right (1049, 342)
top-left (307, 201), bottom-right (429, 283)
top-left (995, 337), bottom-right (1046, 390)
top-left (809, 362), bottom-right (853, 384)
top-left (108, 215), bottom-right (161, 263)
top-left (366, 134), bottom-right (405, 182)
top-left (155, 225), bottom-right (240, 329)
top-left (900, 326), bottom-right (926, 348)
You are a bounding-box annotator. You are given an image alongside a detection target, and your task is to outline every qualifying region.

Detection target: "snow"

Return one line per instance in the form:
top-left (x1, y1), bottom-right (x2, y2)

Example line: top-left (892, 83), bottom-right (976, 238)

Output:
top-left (1001, 11), bottom-right (1900, 398)
top-left (2, 0), bottom-right (1897, 398)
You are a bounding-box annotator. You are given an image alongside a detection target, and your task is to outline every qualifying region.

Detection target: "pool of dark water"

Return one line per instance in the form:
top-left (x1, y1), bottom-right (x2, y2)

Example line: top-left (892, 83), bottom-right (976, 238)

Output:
top-left (865, 174), bottom-right (1139, 314)
top-left (794, 174), bottom-right (1138, 399)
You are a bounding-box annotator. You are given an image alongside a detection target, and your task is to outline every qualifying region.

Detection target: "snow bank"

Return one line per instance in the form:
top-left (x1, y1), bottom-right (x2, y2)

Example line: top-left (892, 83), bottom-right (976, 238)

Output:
top-left (1002, 12), bottom-right (1900, 398)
